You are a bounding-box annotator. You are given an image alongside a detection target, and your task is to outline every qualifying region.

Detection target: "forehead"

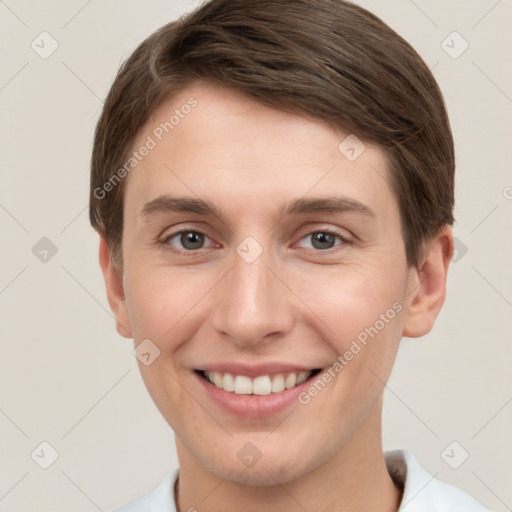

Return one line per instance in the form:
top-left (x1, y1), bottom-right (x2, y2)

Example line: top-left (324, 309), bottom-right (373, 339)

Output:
top-left (124, 81), bottom-right (396, 224)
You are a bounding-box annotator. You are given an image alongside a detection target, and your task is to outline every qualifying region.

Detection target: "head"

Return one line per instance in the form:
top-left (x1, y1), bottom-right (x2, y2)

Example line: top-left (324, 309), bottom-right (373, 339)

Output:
top-left (90, 0), bottom-right (454, 486)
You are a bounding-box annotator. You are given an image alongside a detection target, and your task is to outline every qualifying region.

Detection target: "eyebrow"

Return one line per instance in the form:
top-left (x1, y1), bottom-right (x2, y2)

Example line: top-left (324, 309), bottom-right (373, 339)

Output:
top-left (140, 195), bottom-right (376, 220)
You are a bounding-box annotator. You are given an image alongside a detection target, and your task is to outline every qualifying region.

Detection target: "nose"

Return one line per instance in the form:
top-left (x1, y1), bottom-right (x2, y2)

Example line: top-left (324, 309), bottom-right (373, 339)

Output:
top-left (210, 243), bottom-right (294, 347)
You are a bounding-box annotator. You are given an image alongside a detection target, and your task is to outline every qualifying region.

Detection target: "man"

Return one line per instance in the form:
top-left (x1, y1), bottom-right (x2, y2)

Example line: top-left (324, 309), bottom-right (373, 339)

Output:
top-left (89, 1), bottom-right (492, 510)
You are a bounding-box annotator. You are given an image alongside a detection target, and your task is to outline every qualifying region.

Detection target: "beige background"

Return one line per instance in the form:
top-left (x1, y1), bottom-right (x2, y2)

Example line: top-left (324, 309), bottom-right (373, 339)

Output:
top-left (1, 0), bottom-right (511, 511)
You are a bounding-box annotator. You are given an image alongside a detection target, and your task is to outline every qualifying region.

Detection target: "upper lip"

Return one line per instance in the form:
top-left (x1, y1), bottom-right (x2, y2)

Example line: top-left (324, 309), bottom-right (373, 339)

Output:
top-left (195, 362), bottom-right (321, 379)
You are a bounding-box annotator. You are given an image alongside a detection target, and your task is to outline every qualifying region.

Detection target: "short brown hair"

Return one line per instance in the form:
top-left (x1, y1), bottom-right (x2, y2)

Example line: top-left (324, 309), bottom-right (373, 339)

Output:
top-left (89, 0), bottom-right (454, 271)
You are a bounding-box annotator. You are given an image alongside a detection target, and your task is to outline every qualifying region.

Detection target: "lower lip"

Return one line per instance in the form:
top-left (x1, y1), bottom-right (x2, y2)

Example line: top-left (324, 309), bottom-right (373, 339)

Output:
top-left (194, 371), bottom-right (318, 419)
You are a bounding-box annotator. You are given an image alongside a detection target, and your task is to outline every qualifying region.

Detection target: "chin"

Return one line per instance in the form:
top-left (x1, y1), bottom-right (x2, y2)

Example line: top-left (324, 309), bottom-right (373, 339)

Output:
top-left (210, 457), bottom-right (307, 487)
top-left (197, 437), bottom-right (326, 488)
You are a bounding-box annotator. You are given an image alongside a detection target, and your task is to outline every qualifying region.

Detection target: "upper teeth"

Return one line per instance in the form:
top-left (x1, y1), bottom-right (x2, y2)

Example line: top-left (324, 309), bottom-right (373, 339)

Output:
top-left (204, 371), bottom-right (312, 395)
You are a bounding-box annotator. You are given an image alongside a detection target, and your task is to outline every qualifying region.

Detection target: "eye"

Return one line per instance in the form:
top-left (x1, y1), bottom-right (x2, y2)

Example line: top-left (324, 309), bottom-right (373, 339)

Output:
top-left (161, 229), bottom-right (215, 252)
top-left (159, 228), bottom-right (350, 254)
top-left (296, 229), bottom-right (349, 251)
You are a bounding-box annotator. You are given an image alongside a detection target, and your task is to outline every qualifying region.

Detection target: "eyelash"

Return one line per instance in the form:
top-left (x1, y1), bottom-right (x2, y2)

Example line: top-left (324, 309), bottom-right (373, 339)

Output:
top-left (159, 228), bottom-right (351, 255)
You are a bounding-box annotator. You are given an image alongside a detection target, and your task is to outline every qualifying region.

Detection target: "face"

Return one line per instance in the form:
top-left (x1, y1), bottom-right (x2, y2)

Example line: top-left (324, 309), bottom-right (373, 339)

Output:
top-left (103, 80), bottom-right (446, 486)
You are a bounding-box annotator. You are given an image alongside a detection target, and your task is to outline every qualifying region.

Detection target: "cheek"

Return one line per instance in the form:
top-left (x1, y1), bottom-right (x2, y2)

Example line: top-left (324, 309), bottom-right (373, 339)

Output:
top-left (303, 262), bottom-right (404, 335)
top-left (297, 262), bottom-right (406, 387)
top-left (124, 267), bottom-right (197, 342)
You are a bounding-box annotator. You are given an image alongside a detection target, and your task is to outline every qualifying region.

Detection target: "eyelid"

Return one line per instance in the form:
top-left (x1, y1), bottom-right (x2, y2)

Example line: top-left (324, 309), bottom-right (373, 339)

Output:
top-left (292, 226), bottom-right (352, 250)
top-left (159, 224), bottom-right (353, 256)
top-left (159, 227), bottom-right (215, 252)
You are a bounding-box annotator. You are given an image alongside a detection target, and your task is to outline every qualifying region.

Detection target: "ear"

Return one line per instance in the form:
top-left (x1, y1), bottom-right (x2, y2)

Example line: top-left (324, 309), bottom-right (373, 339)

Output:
top-left (98, 235), bottom-right (133, 339)
top-left (402, 224), bottom-right (454, 338)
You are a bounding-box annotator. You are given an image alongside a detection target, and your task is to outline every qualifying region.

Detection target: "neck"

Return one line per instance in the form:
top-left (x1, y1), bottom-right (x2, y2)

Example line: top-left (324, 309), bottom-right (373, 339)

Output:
top-left (175, 398), bottom-right (403, 512)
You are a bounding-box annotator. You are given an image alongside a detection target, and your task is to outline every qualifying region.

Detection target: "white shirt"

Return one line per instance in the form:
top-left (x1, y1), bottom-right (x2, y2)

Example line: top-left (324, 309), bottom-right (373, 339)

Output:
top-left (112, 449), bottom-right (492, 511)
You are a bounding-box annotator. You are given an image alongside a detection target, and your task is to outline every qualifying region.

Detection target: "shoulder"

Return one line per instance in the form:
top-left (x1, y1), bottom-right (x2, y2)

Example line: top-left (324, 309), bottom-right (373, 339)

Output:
top-left (111, 469), bottom-right (178, 512)
top-left (111, 453), bottom-right (493, 512)
top-left (385, 449), bottom-right (493, 512)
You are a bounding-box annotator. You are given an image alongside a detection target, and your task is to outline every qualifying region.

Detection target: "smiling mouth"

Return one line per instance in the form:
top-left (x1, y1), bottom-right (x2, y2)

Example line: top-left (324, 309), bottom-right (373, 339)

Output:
top-left (195, 369), bottom-right (322, 396)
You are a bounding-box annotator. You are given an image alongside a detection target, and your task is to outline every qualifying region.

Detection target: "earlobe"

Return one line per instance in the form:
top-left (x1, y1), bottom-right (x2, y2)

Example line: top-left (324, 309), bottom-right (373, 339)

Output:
top-left (402, 225), bottom-right (454, 338)
top-left (98, 235), bottom-right (133, 339)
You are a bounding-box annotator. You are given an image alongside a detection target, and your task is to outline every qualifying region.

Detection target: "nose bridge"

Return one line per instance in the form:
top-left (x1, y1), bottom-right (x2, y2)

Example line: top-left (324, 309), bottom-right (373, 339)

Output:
top-left (211, 240), bottom-right (292, 345)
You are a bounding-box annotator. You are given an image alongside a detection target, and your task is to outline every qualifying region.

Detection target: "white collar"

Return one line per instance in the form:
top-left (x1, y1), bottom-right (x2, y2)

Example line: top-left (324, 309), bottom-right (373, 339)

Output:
top-left (113, 449), bottom-right (491, 511)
